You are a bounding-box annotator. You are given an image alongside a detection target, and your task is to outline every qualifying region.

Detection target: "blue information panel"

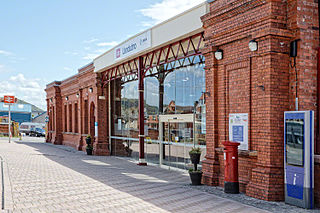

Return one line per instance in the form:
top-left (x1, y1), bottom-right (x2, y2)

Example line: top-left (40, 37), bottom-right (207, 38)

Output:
top-left (284, 111), bottom-right (314, 209)
top-left (232, 126), bottom-right (243, 142)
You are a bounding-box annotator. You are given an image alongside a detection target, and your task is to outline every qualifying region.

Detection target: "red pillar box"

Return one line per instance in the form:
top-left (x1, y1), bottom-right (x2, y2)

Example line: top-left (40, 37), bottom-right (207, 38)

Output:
top-left (222, 141), bottom-right (240, 194)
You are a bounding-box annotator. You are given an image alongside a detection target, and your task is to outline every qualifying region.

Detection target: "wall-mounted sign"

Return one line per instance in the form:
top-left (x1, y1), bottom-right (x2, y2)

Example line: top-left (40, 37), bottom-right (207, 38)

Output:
top-left (229, 113), bottom-right (248, 150)
top-left (114, 30), bottom-right (151, 61)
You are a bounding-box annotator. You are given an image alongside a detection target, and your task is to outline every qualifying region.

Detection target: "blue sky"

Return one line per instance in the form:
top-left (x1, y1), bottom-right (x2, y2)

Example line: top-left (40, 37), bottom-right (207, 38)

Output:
top-left (0, 0), bottom-right (205, 110)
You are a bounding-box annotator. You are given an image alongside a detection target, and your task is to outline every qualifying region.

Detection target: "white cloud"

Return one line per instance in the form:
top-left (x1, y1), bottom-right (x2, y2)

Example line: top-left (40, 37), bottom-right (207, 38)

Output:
top-left (82, 40), bottom-right (119, 61)
top-left (82, 53), bottom-right (100, 60)
top-left (95, 49), bottom-right (110, 54)
top-left (63, 67), bottom-right (73, 71)
top-left (0, 64), bottom-right (12, 74)
top-left (96, 41), bottom-right (119, 47)
top-left (83, 38), bottom-right (99, 43)
top-left (0, 74), bottom-right (46, 110)
top-left (64, 51), bottom-right (79, 56)
top-left (0, 64), bottom-right (4, 72)
top-left (139, 0), bottom-right (205, 26)
top-left (0, 50), bottom-right (13, 56)
top-left (0, 50), bottom-right (26, 66)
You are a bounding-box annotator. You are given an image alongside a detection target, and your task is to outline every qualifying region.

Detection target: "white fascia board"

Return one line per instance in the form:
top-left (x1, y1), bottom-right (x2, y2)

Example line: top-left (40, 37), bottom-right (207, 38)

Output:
top-left (94, 2), bottom-right (208, 73)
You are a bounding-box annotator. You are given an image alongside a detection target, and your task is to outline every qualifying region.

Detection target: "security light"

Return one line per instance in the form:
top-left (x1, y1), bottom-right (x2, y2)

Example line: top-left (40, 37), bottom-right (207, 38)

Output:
top-left (76, 93), bottom-right (79, 98)
top-left (65, 96), bottom-right (68, 101)
top-left (214, 49), bottom-right (223, 60)
top-left (89, 88), bottom-right (93, 93)
top-left (249, 40), bottom-right (258, 52)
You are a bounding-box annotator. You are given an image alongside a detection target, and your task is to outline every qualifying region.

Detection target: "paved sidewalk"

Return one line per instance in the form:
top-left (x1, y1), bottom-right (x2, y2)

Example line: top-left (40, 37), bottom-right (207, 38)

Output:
top-left (0, 137), bottom-right (269, 213)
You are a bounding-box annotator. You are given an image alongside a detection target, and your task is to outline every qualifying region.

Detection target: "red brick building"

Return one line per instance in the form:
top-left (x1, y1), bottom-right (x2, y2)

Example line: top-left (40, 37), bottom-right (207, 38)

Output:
top-left (46, 0), bottom-right (320, 205)
top-left (46, 63), bottom-right (109, 155)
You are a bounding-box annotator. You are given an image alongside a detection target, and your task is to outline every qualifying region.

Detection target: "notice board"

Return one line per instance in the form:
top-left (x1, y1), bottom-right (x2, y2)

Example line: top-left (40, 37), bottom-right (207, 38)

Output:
top-left (229, 113), bottom-right (248, 150)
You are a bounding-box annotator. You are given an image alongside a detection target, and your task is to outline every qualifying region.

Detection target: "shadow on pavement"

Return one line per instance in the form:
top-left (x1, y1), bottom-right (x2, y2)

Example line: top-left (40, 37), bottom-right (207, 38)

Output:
top-left (16, 141), bottom-right (211, 212)
top-left (14, 140), bottom-right (320, 213)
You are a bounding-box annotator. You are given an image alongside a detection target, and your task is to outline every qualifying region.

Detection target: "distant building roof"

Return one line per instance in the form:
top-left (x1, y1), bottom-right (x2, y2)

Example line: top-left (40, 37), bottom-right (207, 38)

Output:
top-left (0, 103), bottom-right (32, 113)
top-left (32, 112), bottom-right (47, 124)
top-left (16, 99), bottom-right (44, 112)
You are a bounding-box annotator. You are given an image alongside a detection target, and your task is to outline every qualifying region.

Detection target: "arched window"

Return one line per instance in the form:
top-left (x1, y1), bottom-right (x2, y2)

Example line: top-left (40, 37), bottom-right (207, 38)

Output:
top-left (84, 100), bottom-right (88, 134)
top-left (69, 103), bottom-right (72, 132)
top-left (64, 104), bottom-right (67, 132)
top-left (90, 102), bottom-right (95, 137)
top-left (74, 103), bottom-right (78, 133)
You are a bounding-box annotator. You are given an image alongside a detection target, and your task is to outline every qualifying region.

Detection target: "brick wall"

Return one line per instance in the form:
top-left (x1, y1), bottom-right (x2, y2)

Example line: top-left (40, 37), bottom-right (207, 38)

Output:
top-left (46, 81), bottom-right (62, 145)
top-left (45, 63), bottom-right (110, 155)
top-left (202, 0), bottom-right (319, 202)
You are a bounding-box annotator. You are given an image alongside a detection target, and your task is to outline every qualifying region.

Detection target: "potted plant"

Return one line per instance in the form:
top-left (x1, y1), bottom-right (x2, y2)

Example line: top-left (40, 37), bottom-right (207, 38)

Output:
top-left (189, 147), bottom-right (201, 169)
top-left (188, 147), bottom-right (202, 185)
top-left (86, 135), bottom-right (92, 145)
top-left (86, 144), bottom-right (93, 155)
top-left (86, 135), bottom-right (93, 155)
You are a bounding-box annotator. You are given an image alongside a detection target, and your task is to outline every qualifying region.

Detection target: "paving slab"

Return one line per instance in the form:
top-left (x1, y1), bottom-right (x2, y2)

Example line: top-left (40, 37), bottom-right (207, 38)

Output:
top-left (0, 137), bottom-right (312, 212)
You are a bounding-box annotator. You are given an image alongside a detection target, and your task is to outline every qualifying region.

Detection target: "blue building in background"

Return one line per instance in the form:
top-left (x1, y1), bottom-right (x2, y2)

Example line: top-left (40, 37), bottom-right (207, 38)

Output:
top-left (0, 103), bottom-right (32, 123)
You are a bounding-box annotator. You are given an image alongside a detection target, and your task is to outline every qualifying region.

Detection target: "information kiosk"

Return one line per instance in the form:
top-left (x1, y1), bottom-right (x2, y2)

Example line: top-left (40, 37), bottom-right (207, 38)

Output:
top-left (284, 111), bottom-right (314, 209)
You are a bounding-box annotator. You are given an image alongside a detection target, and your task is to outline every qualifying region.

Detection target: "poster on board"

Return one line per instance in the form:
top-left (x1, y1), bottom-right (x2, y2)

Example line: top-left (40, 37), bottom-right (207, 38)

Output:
top-left (229, 113), bottom-right (248, 150)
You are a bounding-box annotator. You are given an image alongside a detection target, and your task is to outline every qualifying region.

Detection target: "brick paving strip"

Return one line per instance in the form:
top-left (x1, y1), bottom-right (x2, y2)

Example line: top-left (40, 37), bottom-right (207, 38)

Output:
top-left (1, 137), bottom-right (270, 213)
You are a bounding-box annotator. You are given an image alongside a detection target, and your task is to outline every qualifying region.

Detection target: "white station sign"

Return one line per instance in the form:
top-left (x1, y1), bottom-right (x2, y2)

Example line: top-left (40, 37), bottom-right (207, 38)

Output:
top-left (229, 113), bottom-right (248, 150)
top-left (114, 30), bottom-right (151, 61)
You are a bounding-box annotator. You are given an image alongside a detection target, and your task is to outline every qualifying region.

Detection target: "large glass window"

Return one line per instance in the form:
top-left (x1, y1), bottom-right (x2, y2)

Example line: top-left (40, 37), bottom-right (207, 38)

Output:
top-left (164, 64), bottom-right (205, 115)
top-left (162, 64), bottom-right (206, 145)
top-left (112, 60), bottom-right (206, 141)
top-left (111, 55), bottom-right (206, 163)
top-left (114, 80), bottom-right (139, 139)
top-left (144, 77), bottom-right (159, 140)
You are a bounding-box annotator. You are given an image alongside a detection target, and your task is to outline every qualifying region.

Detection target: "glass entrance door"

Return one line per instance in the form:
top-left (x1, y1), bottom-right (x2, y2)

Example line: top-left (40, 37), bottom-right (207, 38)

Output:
top-left (159, 114), bottom-right (196, 169)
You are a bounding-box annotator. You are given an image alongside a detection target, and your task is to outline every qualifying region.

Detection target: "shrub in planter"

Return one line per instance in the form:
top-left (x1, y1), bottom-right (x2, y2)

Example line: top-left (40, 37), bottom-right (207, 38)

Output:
top-left (86, 145), bottom-right (93, 155)
top-left (188, 147), bottom-right (202, 185)
top-left (86, 135), bottom-right (92, 145)
top-left (189, 147), bottom-right (201, 169)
